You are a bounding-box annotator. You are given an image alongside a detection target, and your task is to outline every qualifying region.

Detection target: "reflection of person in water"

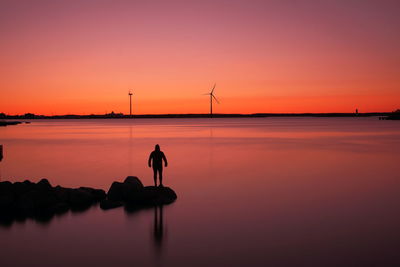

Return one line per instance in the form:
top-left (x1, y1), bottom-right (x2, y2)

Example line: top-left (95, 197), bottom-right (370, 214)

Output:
top-left (153, 205), bottom-right (164, 249)
top-left (148, 144), bottom-right (168, 187)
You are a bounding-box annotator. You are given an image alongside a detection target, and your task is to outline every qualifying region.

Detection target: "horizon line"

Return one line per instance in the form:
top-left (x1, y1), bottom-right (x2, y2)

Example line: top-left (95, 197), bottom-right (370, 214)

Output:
top-left (1, 111), bottom-right (396, 118)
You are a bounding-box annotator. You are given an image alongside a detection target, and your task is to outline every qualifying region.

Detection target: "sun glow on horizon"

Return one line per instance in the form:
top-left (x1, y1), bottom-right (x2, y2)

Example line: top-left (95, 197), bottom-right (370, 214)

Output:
top-left (1, 0), bottom-right (399, 115)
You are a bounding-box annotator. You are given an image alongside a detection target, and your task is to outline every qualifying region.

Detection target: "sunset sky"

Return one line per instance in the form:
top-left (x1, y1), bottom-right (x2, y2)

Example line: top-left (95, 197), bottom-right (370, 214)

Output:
top-left (1, 0), bottom-right (399, 115)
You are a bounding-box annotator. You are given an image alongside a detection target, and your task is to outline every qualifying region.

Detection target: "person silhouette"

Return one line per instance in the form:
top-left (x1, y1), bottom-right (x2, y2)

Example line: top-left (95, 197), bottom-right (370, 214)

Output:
top-left (148, 144), bottom-right (168, 187)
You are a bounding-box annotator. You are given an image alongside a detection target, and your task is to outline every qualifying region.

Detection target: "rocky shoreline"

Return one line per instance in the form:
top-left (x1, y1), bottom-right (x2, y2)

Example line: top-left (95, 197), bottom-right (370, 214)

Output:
top-left (0, 176), bottom-right (177, 225)
top-left (0, 121), bottom-right (23, 126)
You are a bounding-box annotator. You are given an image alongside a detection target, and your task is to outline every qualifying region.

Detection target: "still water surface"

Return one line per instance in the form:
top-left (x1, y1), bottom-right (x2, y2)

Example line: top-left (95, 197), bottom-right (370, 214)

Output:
top-left (1, 118), bottom-right (399, 266)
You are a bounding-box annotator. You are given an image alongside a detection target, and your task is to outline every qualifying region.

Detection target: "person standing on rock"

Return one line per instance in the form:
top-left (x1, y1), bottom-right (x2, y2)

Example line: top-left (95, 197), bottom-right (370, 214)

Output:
top-left (148, 144), bottom-right (168, 187)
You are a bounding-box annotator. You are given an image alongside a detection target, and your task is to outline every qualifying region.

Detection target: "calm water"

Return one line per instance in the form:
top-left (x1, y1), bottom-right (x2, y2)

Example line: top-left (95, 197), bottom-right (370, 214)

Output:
top-left (1, 118), bottom-right (400, 266)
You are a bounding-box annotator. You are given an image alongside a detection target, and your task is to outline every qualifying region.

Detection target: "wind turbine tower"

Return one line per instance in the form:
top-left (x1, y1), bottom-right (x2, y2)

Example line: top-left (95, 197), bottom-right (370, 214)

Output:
top-left (204, 83), bottom-right (219, 117)
top-left (128, 90), bottom-right (133, 117)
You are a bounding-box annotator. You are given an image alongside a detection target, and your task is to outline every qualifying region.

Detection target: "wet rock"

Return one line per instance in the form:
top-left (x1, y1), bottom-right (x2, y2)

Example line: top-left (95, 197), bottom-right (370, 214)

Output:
top-left (135, 186), bottom-right (177, 205)
top-left (54, 186), bottom-right (70, 203)
top-left (124, 176), bottom-right (143, 189)
top-left (13, 182), bottom-right (32, 195)
top-left (101, 177), bottom-right (177, 210)
top-left (18, 188), bottom-right (59, 216)
top-left (100, 199), bottom-right (124, 210)
top-left (0, 121), bottom-right (22, 127)
top-left (0, 179), bottom-right (105, 225)
top-left (53, 202), bottom-right (69, 214)
top-left (69, 188), bottom-right (94, 208)
top-left (1, 177), bottom-right (177, 223)
top-left (0, 181), bottom-right (13, 194)
top-left (79, 187), bottom-right (106, 201)
top-left (107, 182), bottom-right (124, 201)
top-left (37, 178), bottom-right (52, 190)
top-left (122, 176), bottom-right (144, 201)
top-left (107, 177), bottom-right (144, 202)
top-left (0, 190), bottom-right (15, 214)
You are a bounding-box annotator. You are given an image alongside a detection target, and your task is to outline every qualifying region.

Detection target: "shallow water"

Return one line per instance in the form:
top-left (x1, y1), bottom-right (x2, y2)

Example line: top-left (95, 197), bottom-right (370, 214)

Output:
top-left (1, 117), bottom-right (400, 266)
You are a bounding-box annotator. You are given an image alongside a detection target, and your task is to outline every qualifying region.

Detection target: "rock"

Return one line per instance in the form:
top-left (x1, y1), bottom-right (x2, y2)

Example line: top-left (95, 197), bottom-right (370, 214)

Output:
top-left (100, 199), bottom-right (124, 210)
top-left (1, 177), bottom-right (177, 221)
top-left (122, 176), bottom-right (144, 201)
top-left (54, 186), bottom-right (70, 203)
top-left (13, 182), bottom-right (32, 195)
top-left (23, 180), bottom-right (34, 186)
top-left (107, 182), bottom-right (124, 201)
top-left (0, 179), bottom-right (106, 224)
top-left (53, 202), bottom-right (69, 214)
top-left (68, 188), bottom-right (94, 208)
top-left (0, 121), bottom-right (22, 127)
top-left (79, 187), bottom-right (106, 201)
top-left (37, 178), bottom-right (52, 190)
top-left (124, 176), bottom-right (143, 189)
top-left (17, 189), bottom-right (59, 216)
top-left (107, 176), bottom-right (145, 202)
top-left (0, 181), bottom-right (13, 194)
top-left (103, 177), bottom-right (177, 210)
top-left (0, 190), bottom-right (15, 214)
top-left (136, 186), bottom-right (177, 205)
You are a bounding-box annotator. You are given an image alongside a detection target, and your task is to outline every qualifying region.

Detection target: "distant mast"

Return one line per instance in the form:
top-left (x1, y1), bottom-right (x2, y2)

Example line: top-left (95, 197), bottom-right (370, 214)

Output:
top-left (356, 108), bottom-right (358, 116)
top-left (129, 90), bottom-right (133, 117)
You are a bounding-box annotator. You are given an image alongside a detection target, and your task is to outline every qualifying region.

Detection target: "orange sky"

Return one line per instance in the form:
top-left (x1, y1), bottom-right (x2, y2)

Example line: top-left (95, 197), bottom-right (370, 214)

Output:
top-left (1, 0), bottom-right (399, 115)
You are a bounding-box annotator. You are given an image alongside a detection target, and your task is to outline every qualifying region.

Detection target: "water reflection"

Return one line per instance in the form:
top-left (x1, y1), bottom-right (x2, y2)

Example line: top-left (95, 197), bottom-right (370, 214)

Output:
top-left (124, 203), bottom-right (167, 259)
top-left (128, 125), bottom-right (133, 174)
top-left (2, 118), bottom-right (400, 266)
top-left (153, 205), bottom-right (164, 254)
top-left (0, 202), bottom-right (94, 228)
top-left (0, 144), bottom-right (3, 181)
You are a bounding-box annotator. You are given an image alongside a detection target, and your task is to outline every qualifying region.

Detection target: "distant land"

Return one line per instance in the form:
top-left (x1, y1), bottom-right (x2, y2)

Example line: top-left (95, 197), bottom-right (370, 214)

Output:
top-left (0, 111), bottom-right (397, 120)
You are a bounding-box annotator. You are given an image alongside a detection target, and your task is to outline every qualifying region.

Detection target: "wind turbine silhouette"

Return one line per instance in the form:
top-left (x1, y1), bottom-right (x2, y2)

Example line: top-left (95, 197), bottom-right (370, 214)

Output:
top-left (203, 83), bottom-right (219, 117)
top-left (128, 90), bottom-right (133, 117)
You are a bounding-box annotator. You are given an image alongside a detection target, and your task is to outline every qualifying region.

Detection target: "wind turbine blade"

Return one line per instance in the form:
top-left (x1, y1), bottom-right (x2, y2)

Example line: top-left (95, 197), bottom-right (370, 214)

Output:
top-left (212, 95), bottom-right (220, 104)
top-left (202, 93), bottom-right (210, 95)
top-left (211, 83), bottom-right (216, 94)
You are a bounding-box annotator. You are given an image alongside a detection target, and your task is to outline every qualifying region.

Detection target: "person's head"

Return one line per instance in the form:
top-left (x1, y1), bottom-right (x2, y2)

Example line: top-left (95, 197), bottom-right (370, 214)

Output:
top-left (155, 144), bottom-right (160, 151)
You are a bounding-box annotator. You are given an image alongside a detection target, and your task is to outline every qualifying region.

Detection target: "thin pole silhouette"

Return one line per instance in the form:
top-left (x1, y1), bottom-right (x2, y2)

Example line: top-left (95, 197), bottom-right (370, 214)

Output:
top-left (210, 93), bottom-right (212, 116)
top-left (203, 83), bottom-right (219, 118)
top-left (128, 90), bottom-right (133, 117)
